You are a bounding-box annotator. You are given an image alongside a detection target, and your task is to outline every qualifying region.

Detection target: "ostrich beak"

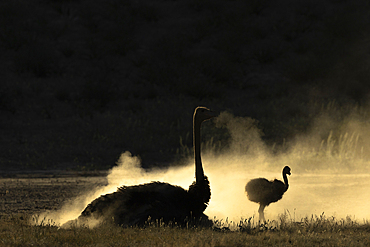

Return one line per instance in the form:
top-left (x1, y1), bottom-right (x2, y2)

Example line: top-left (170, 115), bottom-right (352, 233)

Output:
top-left (206, 110), bottom-right (219, 120)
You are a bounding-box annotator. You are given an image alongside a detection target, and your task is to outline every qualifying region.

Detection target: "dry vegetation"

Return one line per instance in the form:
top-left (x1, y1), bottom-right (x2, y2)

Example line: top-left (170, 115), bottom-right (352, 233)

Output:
top-left (1, 213), bottom-right (370, 246)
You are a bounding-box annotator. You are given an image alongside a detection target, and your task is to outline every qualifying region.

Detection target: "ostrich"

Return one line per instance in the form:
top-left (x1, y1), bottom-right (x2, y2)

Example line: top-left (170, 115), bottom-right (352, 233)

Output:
top-left (245, 166), bottom-right (291, 223)
top-left (74, 106), bottom-right (217, 227)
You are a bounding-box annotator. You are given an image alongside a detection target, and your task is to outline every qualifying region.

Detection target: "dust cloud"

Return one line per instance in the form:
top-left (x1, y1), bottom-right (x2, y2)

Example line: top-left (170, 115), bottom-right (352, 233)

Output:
top-left (204, 108), bottom-right (370, 223)
top-left (203, 107), bottom-right (370, 223)
top-left (35, 106), bottom-right (370, 227)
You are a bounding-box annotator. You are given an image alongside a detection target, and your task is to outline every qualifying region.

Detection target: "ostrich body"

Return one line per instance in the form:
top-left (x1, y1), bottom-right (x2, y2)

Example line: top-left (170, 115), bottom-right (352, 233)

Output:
top-left (245, 166), bottom-right (291, 222)
top-left (76, 106), bottom-right (217, 227)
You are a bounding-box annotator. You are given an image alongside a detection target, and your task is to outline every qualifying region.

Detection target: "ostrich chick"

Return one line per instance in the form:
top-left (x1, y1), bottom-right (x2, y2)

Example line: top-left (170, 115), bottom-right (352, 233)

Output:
top-left (245, 166), bottom-right (291, 222)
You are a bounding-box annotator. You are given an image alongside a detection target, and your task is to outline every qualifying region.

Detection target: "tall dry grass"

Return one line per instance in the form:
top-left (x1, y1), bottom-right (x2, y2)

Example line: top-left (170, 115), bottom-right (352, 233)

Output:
top-left (1, 213), bottom-right (370, 246)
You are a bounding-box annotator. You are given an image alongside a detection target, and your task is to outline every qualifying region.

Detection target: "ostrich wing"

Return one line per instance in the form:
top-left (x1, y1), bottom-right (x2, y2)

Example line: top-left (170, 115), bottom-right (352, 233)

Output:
top-left (80, 182), bottom-right (191, 226)
top-left (245, 178), bottom-right (274, 204)
top-left (269, 179), bottom-right (287, 203)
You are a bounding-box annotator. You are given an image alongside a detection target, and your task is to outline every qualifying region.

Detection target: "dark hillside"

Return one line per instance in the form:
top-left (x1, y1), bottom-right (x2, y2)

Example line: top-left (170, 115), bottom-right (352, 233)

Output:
top-left (0, 0), bottom-right (369, 171)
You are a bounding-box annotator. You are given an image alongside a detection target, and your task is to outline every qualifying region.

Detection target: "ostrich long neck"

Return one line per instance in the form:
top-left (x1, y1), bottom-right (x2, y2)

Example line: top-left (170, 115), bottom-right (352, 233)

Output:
top-left (283, 172), bottom-right (289, 191)
top-left (194, 118), bottom-right (204, 183)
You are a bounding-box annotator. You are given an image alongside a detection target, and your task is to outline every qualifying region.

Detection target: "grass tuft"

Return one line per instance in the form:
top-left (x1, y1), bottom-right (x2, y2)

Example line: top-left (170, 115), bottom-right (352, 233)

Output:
top-left (2, 212), bottom-right (370, 246)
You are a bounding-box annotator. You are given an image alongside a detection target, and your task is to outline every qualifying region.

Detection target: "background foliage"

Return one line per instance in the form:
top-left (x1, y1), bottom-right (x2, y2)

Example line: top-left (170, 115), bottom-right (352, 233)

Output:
top-left (1, 0), bottom-right (370, 171)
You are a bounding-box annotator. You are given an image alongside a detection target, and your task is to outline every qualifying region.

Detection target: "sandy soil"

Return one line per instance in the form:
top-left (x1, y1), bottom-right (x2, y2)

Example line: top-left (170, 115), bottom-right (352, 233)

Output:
top-left (0, 172), bottom-right (108, 216)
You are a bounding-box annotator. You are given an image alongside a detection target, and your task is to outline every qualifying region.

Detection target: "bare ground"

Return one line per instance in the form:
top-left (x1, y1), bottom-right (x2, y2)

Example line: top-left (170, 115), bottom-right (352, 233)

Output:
top-left (0, 172), bottom-right (107, 216)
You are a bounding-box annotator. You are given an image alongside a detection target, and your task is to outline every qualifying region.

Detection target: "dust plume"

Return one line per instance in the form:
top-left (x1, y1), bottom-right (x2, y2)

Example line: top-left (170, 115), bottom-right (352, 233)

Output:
top-left (32, 152), bottom-right (196, 227)
top-left (203, 107), bottom-right (370, 223)
top-left (34, 106), bottom-right (370, 227)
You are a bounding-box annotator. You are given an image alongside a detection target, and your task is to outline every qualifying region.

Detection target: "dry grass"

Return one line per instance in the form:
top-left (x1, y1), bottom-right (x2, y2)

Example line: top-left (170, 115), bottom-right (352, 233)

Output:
top-left (1, 213), bottom-right (370, 246)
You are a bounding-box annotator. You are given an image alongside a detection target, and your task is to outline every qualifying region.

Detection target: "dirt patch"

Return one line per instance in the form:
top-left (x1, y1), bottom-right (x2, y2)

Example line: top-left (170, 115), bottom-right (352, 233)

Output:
top-left (0, 172), bottom-right (108, 216)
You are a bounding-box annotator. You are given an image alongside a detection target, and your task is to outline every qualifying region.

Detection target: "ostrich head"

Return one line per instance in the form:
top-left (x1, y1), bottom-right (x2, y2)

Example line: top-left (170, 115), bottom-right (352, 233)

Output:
top-left (194, 106), bottom-right (217, 123)
top-left (283, 166), bottom-right (291, 176)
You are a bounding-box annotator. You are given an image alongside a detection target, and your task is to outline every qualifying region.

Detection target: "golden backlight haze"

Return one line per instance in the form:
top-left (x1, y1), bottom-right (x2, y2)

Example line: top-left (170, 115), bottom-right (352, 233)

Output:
top-left (35, 106), bottom-right (370, 227)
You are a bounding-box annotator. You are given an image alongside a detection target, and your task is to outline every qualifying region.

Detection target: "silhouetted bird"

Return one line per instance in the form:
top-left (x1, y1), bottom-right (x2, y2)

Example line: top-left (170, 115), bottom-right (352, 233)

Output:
top-left (245, 166), bottom-right (291, 222)
top-left (69, 106), bottom-right (217, 227)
